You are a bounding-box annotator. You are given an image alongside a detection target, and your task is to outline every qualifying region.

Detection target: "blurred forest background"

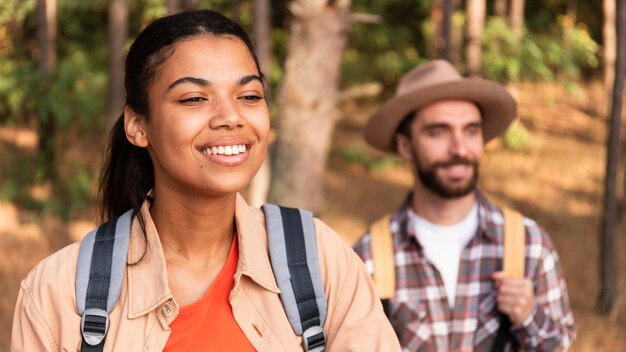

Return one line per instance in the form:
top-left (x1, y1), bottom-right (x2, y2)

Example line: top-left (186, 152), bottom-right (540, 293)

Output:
top-left (1, 0), bottom-right (625, 350)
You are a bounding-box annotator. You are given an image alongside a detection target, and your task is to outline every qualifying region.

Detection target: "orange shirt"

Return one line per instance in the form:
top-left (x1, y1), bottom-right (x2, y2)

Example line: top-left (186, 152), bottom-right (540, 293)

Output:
top-left (164, 234), bottom-right (255, 352)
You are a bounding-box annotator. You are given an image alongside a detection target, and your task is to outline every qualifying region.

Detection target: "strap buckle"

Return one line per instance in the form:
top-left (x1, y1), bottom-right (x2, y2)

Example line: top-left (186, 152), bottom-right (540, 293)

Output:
top-left (81, 308), bottom-right (109, 346)
top-left (302, 326), bottom-right (326, 352)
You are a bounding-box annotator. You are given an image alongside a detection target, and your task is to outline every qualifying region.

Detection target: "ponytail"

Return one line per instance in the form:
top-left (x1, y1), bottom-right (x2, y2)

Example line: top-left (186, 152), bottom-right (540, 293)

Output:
top-left (98, 114), bottom-right (154, 223)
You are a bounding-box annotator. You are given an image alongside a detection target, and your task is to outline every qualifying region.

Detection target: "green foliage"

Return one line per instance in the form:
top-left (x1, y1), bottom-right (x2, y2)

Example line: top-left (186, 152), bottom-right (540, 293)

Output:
top-left (482, 16), bottom-right (599, 84)
top-left (342, 0), bottom-right (431, 91)
top-left (336, 145), bottom-right (396, 171)
top-left (501, 121), bottom-right (531, 151)
top-left (56, 167), bottom-right (95, 219)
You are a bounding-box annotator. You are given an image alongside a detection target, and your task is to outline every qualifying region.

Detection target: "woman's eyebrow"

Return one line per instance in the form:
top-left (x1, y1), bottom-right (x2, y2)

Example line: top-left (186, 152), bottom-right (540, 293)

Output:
top-left (167, 77), bottom-right (211, 91)
top-left (167, 75), bottom-right (262, 91)
top-left (238, 75), bottom-right (262, 85)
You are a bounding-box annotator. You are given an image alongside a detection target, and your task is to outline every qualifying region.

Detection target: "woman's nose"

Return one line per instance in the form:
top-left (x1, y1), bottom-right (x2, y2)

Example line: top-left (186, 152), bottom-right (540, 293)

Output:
top-left (209, 97), bottom-right (244, 129)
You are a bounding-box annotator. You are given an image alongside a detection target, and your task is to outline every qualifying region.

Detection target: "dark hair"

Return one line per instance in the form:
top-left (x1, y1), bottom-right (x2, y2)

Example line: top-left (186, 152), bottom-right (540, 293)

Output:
top-left (99, 10), bottom-right (263, 223)
top-left (396, 111), bottom-right (417, 138)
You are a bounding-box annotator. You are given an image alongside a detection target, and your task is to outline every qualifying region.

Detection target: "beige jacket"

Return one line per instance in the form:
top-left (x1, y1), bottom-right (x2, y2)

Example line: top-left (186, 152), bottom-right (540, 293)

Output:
top-left (11, 194), bottom-right (400, 351)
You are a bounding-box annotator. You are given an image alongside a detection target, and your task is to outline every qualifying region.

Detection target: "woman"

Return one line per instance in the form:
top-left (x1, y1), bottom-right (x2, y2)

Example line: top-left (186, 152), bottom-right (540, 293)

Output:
top-left (11, 9), bottom-right (399, 352)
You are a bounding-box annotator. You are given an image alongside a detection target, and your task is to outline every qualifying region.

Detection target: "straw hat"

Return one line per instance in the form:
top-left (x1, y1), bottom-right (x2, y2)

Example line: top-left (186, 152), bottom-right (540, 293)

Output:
top-left (364, 60), bottom-right (517, 153)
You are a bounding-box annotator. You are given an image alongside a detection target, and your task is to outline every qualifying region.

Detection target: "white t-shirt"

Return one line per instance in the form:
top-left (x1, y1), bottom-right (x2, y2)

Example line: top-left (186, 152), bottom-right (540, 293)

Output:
top-left (411, 204), bottom-right (479, 309)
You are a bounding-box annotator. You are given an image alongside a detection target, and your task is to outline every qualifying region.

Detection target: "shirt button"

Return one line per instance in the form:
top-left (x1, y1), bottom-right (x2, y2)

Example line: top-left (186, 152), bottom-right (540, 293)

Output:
top-left (161, 302), bottom-right (175, 318)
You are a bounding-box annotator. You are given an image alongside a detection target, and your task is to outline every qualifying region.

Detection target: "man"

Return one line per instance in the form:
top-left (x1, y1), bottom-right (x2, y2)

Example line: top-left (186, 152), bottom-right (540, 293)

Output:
top-left (352, 60), bottom-right (575, 351)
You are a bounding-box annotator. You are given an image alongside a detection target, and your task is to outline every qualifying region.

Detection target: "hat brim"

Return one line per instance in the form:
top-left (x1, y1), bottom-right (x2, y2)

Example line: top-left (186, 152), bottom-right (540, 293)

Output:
top-left (364, 78), bottom-right (517, 153)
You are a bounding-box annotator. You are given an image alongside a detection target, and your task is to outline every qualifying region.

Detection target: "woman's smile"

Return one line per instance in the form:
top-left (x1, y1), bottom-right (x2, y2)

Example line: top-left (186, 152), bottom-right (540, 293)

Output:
top-left (196, 138), bottom-right (254, 167)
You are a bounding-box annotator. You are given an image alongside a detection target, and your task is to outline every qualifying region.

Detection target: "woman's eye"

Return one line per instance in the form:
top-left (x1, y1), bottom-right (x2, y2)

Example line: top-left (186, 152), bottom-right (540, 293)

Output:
top-left (239, 95), bottom-right (264, 102)
top-left (179, 97), bottom-right (206, 104)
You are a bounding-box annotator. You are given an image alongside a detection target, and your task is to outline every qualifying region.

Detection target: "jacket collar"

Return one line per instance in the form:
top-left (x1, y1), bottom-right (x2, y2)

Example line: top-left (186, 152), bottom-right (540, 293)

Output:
top-left (126, 193), bottom-right (279, 319)
top-left (233, 193), bottom-right (280, 293)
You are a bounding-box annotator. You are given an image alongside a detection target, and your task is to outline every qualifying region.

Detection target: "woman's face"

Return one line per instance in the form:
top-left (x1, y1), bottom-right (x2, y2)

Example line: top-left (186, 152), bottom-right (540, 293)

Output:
top-left (129, 36), bottom-right (269, 198)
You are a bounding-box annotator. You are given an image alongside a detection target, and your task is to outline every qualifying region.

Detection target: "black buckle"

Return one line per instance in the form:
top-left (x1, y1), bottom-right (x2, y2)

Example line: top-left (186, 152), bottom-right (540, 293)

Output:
top-left (302, 326), bottom-right (326, 351)
top-left (81, 308), bottom-right (109, 346)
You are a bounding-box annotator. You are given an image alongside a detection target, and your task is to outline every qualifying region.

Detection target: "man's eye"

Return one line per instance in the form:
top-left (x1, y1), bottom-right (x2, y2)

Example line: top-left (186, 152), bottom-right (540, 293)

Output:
top-left (428, 128), bottom-right (445, 136)
top-left (466, 126), bottom-right (482, 135)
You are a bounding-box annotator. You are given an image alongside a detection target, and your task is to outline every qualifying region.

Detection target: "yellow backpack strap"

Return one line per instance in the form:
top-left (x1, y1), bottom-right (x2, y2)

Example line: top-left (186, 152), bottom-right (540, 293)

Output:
top-left (501, 206), bottom-right (525, 278)
top-left (370, 214), bottom-right (396, 299)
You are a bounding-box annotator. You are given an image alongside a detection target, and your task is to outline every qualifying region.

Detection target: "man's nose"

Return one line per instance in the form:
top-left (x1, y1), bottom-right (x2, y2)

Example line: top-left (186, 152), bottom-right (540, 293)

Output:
top-left (450, 132), bottom-right (469, 157)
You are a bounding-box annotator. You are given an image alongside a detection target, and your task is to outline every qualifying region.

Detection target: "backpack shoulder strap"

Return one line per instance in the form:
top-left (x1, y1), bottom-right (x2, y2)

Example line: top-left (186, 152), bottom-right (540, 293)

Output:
top-left (369, 214), bottom-right (395, 300)
top-left (501, 206), bottom-right (525, 278)
top-left (262, 204), bottom-right (327, 352)
top-left (76, 209), bottom-right (133, 351)
top-left (492, 206), bottom-right (526, 352)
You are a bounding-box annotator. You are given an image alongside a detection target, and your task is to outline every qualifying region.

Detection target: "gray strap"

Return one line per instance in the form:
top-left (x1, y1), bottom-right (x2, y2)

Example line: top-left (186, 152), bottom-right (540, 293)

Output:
top-left (76, 209), bottom-right (133, 315)
top-left (262, 204), bottom-right (327, 337)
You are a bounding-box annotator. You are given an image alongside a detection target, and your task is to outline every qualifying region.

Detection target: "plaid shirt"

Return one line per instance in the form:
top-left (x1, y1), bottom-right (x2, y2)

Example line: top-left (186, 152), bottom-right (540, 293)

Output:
top-left (352, 191), bottom-right (575, 351)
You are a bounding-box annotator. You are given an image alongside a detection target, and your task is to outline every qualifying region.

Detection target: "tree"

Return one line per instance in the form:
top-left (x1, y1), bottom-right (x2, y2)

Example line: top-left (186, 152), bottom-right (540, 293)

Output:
top-left (494, 0), bottom-right (507, 17)
top-left (428, 0), bottom-right (443, 58)
top-left (180, 0), bottom-right (199, 11)
top-left (441, 0), bottom-right (453, 60)
top-left (232, 0), bottom-right (242, 23)
top-left (107, 0), bottom-right (128, 128)
top-left (604, 0), bottom-right (616, 115)
top-left (166, 0), bottom-right (180, 15)
top-left (247, 0), bottom-right (273, 207)
top-left (466, 0), bottom-right (486, 76)
top-left (166, 0), bottom-right (199, 14)
top-left (428, 0), bottom-right (454, 61)
top-left (37, 0), bottom-right (57, 182)
top-left (268, 0), bottom-right (352, 213)
top-left (510, 0), bottom-right (524, 39)
top-left (598, 0), bottom-right (625, 316)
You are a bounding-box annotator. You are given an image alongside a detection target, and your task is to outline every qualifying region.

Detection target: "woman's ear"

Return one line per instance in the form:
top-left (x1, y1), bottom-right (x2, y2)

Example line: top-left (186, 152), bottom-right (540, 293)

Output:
top-left (124, 106), bottom-right (149, 148)
top-left (396, 134), bottom-right (414, 161)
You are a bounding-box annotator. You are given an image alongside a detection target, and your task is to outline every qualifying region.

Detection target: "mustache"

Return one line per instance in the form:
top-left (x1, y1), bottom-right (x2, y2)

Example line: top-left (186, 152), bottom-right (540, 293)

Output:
top-left (433, 156), bottom-right (478, 168)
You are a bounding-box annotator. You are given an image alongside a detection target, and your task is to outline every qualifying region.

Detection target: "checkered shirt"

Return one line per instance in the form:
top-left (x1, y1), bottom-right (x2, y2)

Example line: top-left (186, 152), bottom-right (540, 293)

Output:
top-left (352, 191), bottom-right (575, 351)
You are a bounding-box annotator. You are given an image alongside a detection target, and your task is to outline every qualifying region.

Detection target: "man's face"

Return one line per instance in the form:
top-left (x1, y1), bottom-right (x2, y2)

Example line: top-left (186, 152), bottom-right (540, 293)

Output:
top-left (396, 99), bottom-right (484, 199)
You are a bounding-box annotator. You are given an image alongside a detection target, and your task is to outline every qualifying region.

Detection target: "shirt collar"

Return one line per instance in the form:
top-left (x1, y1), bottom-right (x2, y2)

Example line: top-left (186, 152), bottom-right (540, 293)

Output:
top-left (126, 193), bottom-right (279, 319)
top-left (395, 189), bottom-right (500, 249)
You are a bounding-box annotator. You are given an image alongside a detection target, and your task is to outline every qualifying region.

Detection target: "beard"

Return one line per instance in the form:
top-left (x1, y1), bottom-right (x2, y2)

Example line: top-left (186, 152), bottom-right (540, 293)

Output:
top-left (415, 153), bottom-right (479, 199)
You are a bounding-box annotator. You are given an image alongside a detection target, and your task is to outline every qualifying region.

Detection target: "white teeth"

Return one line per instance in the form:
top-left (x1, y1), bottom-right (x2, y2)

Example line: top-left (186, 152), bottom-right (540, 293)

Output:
top-left (202, 144), bottom-right (248, 156)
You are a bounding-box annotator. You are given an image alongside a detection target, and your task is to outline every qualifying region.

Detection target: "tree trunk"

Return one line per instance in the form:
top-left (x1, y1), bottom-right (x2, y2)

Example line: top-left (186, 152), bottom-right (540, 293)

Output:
top-left (37, 0), bottom-right (57, 182)
top-left (247, 0), bottom-right (273, 207)
top-left (269, 0), bottom-right (352, 213)
top-left (166, 0), bottom-right (179, 15)
top-left (466, 0), bottom-right (485, 76)
top-left (598, 0), bottom-right (625, 316)
top-left (232, 0), bottom-right (242, 23)
top-left (494, 0), bottom-right (507, 17)
top-left (441, 0), bottom-right (453, 60)
top-left (428, 0), bottom-right (443, 58)
top-left (180, 0), bottom-right (199, 11)
top-left (107, 0), bottom-right (128, 128)
top-left (604, 0), bottom-right (617, 115)
top-left (510, 0), bottom-right (524, 39)
top-left (253, 0), bottom-right (272, 76)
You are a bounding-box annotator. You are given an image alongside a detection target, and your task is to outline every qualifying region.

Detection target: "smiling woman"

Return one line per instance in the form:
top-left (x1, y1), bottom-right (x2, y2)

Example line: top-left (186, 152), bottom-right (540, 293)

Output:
top-left (10, 10), bottom-right (400, 352)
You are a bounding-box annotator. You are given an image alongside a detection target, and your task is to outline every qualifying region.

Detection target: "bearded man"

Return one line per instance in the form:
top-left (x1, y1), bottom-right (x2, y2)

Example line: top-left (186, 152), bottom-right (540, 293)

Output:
top-left (352, 60), bottom-right (575, 352)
